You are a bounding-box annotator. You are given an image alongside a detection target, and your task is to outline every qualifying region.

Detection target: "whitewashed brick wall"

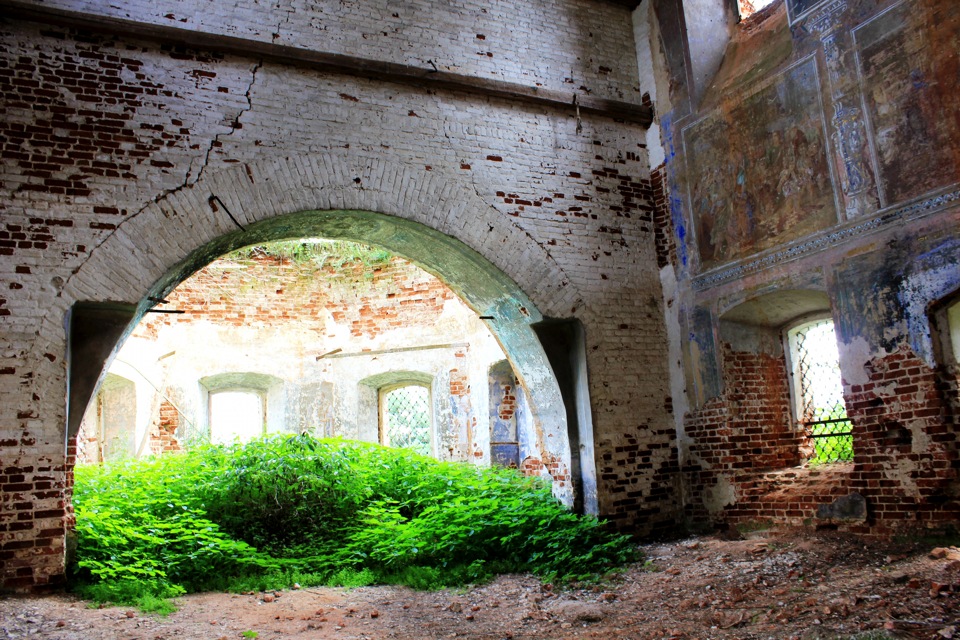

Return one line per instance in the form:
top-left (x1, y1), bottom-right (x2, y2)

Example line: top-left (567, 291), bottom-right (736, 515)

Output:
top-left (0, 2), bottom-right (675, 591)
top-left (15, 0), bottom-right (641, 102)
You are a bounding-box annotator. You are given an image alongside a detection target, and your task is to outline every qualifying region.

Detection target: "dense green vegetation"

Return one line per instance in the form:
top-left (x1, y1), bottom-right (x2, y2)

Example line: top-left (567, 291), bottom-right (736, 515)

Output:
top-left (71, 435), bottom-right (638, 608)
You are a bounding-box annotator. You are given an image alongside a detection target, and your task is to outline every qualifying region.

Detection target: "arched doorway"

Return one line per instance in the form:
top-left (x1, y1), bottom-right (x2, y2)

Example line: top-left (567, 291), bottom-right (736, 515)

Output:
top-left (66, 208), bottom-right (585, 506)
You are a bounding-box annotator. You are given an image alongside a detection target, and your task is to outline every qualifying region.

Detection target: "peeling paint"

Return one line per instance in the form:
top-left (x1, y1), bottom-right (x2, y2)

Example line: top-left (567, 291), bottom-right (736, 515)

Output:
top-left (704, 475), bottom-right (737, 511)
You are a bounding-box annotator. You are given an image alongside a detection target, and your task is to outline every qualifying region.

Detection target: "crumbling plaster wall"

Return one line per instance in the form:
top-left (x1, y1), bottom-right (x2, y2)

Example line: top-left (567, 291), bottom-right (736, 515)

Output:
top-left (642, 0), bottom-right (960, 533)
top-left (0, 0), bottom-right (676, 591)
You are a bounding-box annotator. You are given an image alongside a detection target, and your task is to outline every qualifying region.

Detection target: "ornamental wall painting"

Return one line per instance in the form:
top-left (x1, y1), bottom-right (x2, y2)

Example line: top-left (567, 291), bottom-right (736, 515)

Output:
top-left (787, 0), bottom-right (829, 24)
top-left (683, 56), bottom-right (838, 270)
top-left (855, 0), bottom-right (960, 207)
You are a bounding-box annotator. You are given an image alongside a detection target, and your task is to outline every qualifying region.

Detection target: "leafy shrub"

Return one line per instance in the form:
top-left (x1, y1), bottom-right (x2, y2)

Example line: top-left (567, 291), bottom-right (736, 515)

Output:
top-left (194, 436), bottom-right (368, 551)
top-left (71, 435), bottom-right (638, 607)
top-left (333, 455), bottom-right (636, 582)
top-left (325, 567), bottom-right (376, 588)
top-left (72, 455), bottom-right (277, 601)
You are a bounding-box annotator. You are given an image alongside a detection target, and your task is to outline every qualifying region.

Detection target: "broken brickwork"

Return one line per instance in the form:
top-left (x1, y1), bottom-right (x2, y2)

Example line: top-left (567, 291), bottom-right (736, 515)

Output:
top-left (150, 400), bottom-right (181, 456)
top-left (845, 347), bottom-right (959, 533)
top-left (682, 342), bottom-right (803, 526)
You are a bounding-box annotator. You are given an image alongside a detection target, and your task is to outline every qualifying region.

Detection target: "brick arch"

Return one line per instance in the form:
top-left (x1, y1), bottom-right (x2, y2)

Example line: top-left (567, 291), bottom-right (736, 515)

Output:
top-left (718, 288), bottom-right (831, 329)
top-left (61, 154), bottom-right (583, 317)
top-left (54, 154), bottom-right (578, 504)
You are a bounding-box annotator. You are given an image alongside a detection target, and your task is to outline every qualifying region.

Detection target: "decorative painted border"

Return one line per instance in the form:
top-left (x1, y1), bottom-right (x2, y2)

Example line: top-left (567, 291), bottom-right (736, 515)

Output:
top-left (692, 188), bottom-right (960, 291)
top-left (788, 0), bottom-right (842, 27)
top-left (851, 0), bottom-right (910, 210)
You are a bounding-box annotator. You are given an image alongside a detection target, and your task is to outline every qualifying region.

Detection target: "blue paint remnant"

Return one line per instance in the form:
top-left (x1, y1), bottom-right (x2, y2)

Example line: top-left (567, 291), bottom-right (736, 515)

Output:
top-left (910, 69), bottom-right (929, 91)
top-left (659, 111), bottom-right (690, 268)
top-left (834, 235), bottom-right (960, 358)
top-left (900, 239), bottom-right (960, 362)
top-left (691, 306), bottom-right (722, 400)
top-left (669, 176), bottom-right (689, 267)
top-left (661, 112), bottom-right (677, 160)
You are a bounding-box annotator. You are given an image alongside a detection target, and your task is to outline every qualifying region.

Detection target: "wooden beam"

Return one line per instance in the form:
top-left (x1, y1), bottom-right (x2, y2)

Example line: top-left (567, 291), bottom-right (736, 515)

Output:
top-left (3, 1), bottom-right (652, 127)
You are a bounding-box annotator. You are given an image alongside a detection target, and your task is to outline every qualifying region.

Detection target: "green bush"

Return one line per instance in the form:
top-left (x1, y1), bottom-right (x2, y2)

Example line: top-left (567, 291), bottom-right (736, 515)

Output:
top-left (72, 454), bottom-right (278, 600)
top-left (71, 435), bottom-right (639, 606)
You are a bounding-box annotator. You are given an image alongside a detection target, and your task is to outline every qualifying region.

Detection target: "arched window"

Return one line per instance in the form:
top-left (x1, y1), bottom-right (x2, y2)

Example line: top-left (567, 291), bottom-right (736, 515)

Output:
top-left (786, 317), bottom-right (853, 463)
top-left (78, 373), bottom-right (137, 463)
top-left (200, 372), bottom-right (281, 445)
top-left (931, 291), bottom-right (960, 424)
top-left (380, 383), bottom-right (432, 457)
top-left (934, 294), bottom-right (960, 366)
top-left (208, 389), bottom-right (265, 444)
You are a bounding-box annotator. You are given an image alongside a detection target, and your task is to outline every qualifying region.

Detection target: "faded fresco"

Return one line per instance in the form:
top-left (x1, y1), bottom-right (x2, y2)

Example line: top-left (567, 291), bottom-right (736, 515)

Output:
top-left (689, 305), bottom-right (722, 405)
top-left (787, 0), bottom-right (827, 22)
top-left (856, 1), bottom-right (960, 206)
top-left (833, 225), bottom-right (960, 359)
top-left (684, 57), bottom-right (836, 270)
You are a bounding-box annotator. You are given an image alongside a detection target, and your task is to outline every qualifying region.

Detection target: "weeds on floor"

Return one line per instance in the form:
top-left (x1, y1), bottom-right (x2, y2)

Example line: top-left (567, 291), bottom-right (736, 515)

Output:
top-left (735, 519), bottom-right (775, 536)
top-left (71, 435), bottom-right (639, 610)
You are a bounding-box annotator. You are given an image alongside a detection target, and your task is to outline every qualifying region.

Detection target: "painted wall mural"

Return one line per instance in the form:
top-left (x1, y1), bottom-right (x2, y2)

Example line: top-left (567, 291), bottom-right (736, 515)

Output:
top-left (787, 0), bottom-right (829, 23)
top-left (683, 57), bottom-right (837, 270)
top-left (855, 0), bottom-right (960, 207)
top-left (833, 226), bottom-right (960, 360)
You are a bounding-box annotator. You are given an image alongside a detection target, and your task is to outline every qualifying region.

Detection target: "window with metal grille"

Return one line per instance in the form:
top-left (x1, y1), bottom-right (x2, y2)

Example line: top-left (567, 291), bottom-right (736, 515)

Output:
top-left (381, 384), bottom-right (432, 457)
top-left (787, 318), bottom-right (853, 464)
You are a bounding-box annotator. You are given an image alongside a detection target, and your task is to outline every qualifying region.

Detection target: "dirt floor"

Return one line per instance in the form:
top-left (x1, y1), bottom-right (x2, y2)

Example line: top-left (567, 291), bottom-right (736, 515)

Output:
top-left (2, 529), bottom-right (959, 640)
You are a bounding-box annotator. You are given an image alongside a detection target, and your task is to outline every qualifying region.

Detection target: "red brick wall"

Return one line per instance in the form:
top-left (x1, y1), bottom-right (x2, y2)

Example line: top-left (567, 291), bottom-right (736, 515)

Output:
top-left (139, 253), bottom-right (456, 340)
top-left (845, 346), bottom-right (959, 533)
top-left (682, 341), bottom-right (960, 534)
top-left (598, 424), bottom-right (679, 536)
top-left (651, 163), bottom-right (676, 270)
top-left (691, 344), bottom-right (799, 469)
top-left (723, 464), bottom-right (853, 528)
top-left (0, 2), bottom-right (662, 590)
top-left (103, 252), bottom-right (469, 459)
top-left (447, 349), bottom-right (475, 460)
top-left (0, 454), bottom-right (70, 592)
top-left (149, 399), bottom-right (181, 456)
top-left (683, 342), bottom-right (803, 525)
top-left (497, 384), bottom-right (517, 424)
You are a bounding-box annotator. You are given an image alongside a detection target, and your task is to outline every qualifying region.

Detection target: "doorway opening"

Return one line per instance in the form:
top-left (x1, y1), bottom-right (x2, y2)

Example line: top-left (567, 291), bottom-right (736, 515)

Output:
top-left (70, 209), bottom-right (586, 507)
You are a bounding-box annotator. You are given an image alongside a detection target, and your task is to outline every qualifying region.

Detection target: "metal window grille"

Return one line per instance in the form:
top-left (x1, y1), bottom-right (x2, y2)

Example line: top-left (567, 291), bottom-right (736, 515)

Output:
top-left (790, 319), bottom-right (853, 464)
top-left (383, 385), bottom-right (431, 456)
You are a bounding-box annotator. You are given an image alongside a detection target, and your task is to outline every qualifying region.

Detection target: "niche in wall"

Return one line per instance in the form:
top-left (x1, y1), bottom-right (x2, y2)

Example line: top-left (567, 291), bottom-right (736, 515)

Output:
top-left (488, 359), bottom-right (521, 469)
top-left (716, 288), bottom-right (836, 470)
top-left (77, 373), bottom-right (137, 463)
